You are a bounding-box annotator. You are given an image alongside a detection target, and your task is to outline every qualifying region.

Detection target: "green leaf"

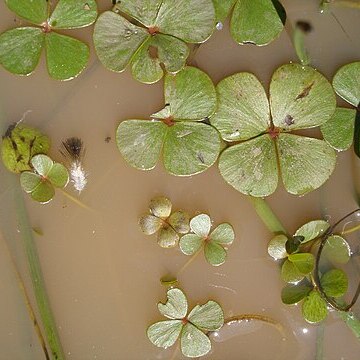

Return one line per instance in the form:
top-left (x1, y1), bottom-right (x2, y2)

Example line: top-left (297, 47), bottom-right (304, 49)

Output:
top-left (180, 322), bottom-right (211, 358)
top-left (281, 259), bottom-right (305, 284)
top-left (155, 0), bottom-right (215, 43)
top-left (294, 220), bottom-right (330, 243)
top-left (31, 154), bottom-right (53, 176)
top-left (93, 11), bottom-right (149, 73)
top-left (49, 0), bottom-right (98, 29)
top-left (288, 253), bottom-right (315, 275)
top-left (218, 134), bottom-right (278, 197)
top-left (162, 67), bottom-right (217, 121)
top-left (5, 0), bottom-right (48, 25)
top-left (179, 234), bottom-right (203, 255)
top-left (204, 241), bottom-right (227, 266)
top-left (302, 290), bottom-right (328, 323)
top-left (149, 196), bottom-right (172, 218)
top-left (321, 107), bottom-right (356, 151)
top-left (190, 214), bottom-right (211, 238)
top-left (139, 214), bottom-right (162, 235)
top-left (277, 134), bottom-right (336, 195)
top-left (47, 163), bottom-right (69, 188)
top-left (147, 320), bottom-right (183, 349)
top-left (321, 269), bottom-right (348, 298)
top-left (158, 288), bottom-right (188, 319)
top-left (163, 122), bottom-right (220, 176)
top-left (323, 235), bottom-right (351, 264)
top-left (281, 283), bottom-right (313, 305)
top-left (285, 236), bottom-right (303, 255)
top-left (157, 225), bottom-right (179, 248)
top-left (168, 211), bottom-right (190, 234)
top-left (268, 234), bottom-right (288, 260)
top-left (45, 32), bottom-right (89, 80)
top-left (209, 223), bottom-right (235, 245)
top-left (30, 181), bottom-right (55, 203)
top-left (230, 0), bottom-right (285, 46)
top-left (131, 34), bottom-right (189, 84)
top-left (332, 62), bottom-right (360, 107)
top-left (187, 301), bottom-right (224, 331)
top-left (210, 72), bottom-right (270, 141)
top-left (20, 172), bottom-right (42, 193)
top-left (116, 120), bottom-right (167, 171)
top-left (1, 125), bottom-right (50, 173)
top-left (0, 27), bottom-right (44, 76)
top-left (270, 64), bottom-right (336, 130)
top-left (212, 0), bottom-right (236, 22)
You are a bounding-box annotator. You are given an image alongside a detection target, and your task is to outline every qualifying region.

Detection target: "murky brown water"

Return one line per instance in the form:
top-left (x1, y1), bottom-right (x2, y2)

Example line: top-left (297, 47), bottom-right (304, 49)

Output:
top-left (0, 0), bottom-right (360, 359)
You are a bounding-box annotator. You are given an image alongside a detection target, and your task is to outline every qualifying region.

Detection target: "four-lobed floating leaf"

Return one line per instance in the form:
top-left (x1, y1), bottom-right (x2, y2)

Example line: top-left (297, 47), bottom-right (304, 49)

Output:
top-left (20, 154), bottom-right (69, 203)
top-left (0, 0), bottom-right (98, 80)
top-left (180, 213), bottom-right (235, 266)
top-left (139, 196), bottom-right (190, 248)
top-left (1, 124), bottom-right (50, 173)
top-left (117, 66), bottom-right (221, 176)
top-left (211, 63), bottom-right (337, 197)
top-left (147, 287), bottom-right (224, 358)
top-left (93, 0), bottom-right (215, 84)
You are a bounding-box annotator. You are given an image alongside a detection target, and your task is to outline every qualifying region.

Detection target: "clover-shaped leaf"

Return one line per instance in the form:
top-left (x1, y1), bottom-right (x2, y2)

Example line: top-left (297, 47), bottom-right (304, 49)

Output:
top-left (281, 281), bottom-right (313, 305)
top-left (117, 66), bottom-right (221, 176)
top-left (212, 63), bottom-right (337, 197)
top-left (320, 269), bottom-right (348, 298)
top-left (147, 288), bottom-right (224, 358)
top-left (322, 235), bottom-right (351, 264)
top-left (302, 290), bottom-right (328, 323)
top-left (180, 214), bottom-right (235, 266)
top-left (0, 0), bottom-right (98, 80)
top-left (139, 196), bottom-right (190, 248)
top-left (213, 0), bottom-right (286, 45)
top-left (93, 0), bottom-right (215, 84)
top-left (20, 154), bottom-right (69, 203)
top-left (1, 125), bottom-right (50, 173)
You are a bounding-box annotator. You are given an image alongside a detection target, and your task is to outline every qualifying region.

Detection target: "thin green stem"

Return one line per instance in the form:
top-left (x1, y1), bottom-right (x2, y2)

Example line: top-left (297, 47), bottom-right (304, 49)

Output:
top-left (177, 247), bottom-right (203, 277)
top-left (248, 197), bottom-right (287, 235)
top-left (316, 324), bottom-right (325, 360)
top-left (341, 222), bottom-right (360, 235)
top-left (14, 184), bottom-right (65, 360)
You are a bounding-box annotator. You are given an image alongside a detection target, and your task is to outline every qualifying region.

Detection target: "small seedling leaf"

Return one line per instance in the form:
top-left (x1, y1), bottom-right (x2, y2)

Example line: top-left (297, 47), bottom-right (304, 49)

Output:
top-left (288, 253), bottom-right (315, 275)
top-left (302, 290), bottom-right (328, 323)
top-left (281, 282), bottom-right (313, 305)
top-left (320, 269), bottom-right (348, 298)
top-left (268, 234), bottom-right (288, 260)
top-left (294, 220), bottom-right (330, 243)
top-left (281, 259), bottom-right (305, 284)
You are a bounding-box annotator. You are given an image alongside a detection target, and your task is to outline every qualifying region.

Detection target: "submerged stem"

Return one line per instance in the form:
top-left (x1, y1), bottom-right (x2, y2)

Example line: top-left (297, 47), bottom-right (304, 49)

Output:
top-left (341, 222), bottom-right (360, 235)
top-left (14, 184), bottom-right (65, 360)
top-left (59, 188), bottom-right (93, 211)
top-left (177, 247), bottom-right (203, 277)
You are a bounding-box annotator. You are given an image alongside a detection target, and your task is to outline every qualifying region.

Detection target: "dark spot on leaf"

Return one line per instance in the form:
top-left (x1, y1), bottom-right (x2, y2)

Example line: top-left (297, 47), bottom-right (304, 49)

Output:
top-left (161, 117), bottom-right (175, 127)
top-left (29, 137), bottom-right (36, 150)
top-left (20, 135), bottom-right (26, 142)
top-left (197, 152), bottom-right (205, 164)
top-left (16, 154), bottom-right (23, 162)
top-left (296, 81), bottom-right (314, 100)
top-left (148, 26), bottom-right (159, 35)
top-left (11, 139), bottom-right (17, 151)
top-left (284, 115), bottom-right (294, 125)
top-left (3, 122), bottom-right (16, 138)
top-left (296, 21), bottom-right (313, 33)
top-left (203, 117), bottom-right (210, 125)
top-left (148, 45), bottom-right (159, 59)
top-left (268, 126), bottom-right (280, 139)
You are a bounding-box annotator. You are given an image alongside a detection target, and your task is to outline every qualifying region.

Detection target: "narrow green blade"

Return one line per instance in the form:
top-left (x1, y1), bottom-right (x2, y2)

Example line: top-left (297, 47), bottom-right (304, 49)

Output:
top-left (179, 234), bottom-right (203, 255)
top-left (45, 32), bottom-right (89, 80)
top-left (278, 134), bottom-right (336, 196)
top-left (158, 288), bottom-right (188, 319)
top-left (93, 11), bottom-right (149, 73)
top-left (163, 122), bottom-right (220, 176)
top-left (147, 320), bottom-right (183, 349)
top-left (213, 0), bottom-right (236, 22)
top-left (187, 301), bottom-right (224, 331)
top-left (180, 323), bottom-right (211, 358)
top-left (131, 34), bottom-right (189, 84)
top-left (47, 163), bottom-right (69, 188)
top-left (31, 181), bottom-right (55, 204)
top-left (218, 134), bottom-right (278, 197)
top-left (0, 27), bottom-right (44, 76)
top-left (49, 0), bottom-right (98, 29)
top-left (302, 290), bottom-right (328, 324)
top-left (160, 67), bottom-right (217, 121)
top-left (210, 72), bottom-right (270, 141)
top-left (332, 62), bottom-right (360, 107)
top-left (230, 0), bottom-right (285, 46)
top-left (321, 107), bottom-right (356, 151)
top-left (155, 0), bottom-right (215, 43)
top-left (294, 220), bottom-right (330, 243)
top-left (116, 120), bottom-right (167, 171)
top-left (204, 241), bottom-right (227, 266)
top-left (210, 223), bottom-right (235, 245)
top-left (5, 0), bottom-right (48, 25)
top-left (270, 64), bottom-right (336, 130)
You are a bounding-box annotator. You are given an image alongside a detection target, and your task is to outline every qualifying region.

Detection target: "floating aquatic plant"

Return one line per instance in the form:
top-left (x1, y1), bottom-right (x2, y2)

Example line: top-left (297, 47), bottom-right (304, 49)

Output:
top-left (20, 154), bottom-right (69, 203)
top-left (213, 0), bottom-right (286, 45)
top-left (321, 62), bottom-right (360, 155)
top-left (180, 214), bottom-right (235, 266)
top-left (93, 0), bottom-right (215, 84)
top-left (147, 287), bottom-right (224, 358)
top-left (0, 0), bottom-right (98, 80)
top-left (139, 196), bottom-right (190, 248)
top-left (211, 63), bottom-right (337, 197)
top-left (116, 66), bottom-right (221, 176)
